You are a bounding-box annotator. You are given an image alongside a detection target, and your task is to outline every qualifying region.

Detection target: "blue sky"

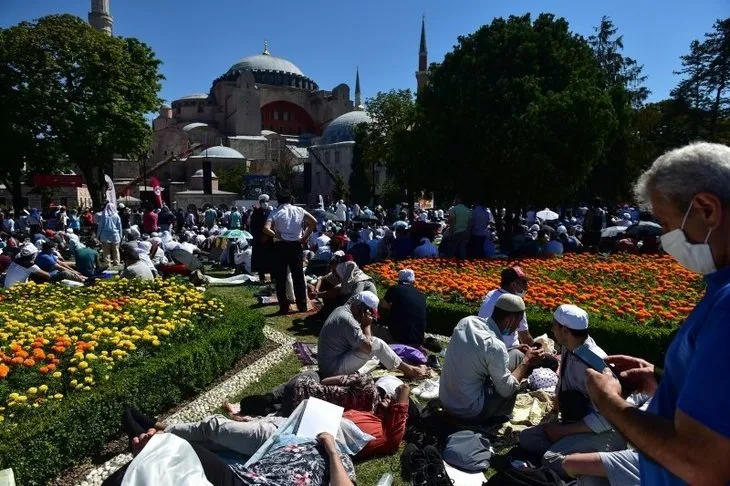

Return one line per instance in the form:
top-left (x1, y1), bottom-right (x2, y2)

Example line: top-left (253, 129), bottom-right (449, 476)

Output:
top-left (2, 0), bottom-right (726, 105)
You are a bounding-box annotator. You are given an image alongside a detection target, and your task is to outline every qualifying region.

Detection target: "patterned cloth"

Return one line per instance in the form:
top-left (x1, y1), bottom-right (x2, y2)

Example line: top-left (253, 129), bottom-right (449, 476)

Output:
top-left (231, 437), bottom-right (357, 485)
top-left (290, 373), bottom-right (382, 413)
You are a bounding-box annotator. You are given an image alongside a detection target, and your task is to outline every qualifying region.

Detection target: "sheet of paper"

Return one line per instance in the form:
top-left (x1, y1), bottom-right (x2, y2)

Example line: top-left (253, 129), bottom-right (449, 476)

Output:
top-left (295, 397), bottom-right (344, 439)
top-left (443, 462), bottom-right (487, 486)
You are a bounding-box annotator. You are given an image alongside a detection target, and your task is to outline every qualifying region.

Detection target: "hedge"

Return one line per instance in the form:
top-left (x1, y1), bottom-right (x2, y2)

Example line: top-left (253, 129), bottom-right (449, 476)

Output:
top-left (377, 288), bottom-right (677, 366)
top-left (0, 293), bottom-right (265, 486)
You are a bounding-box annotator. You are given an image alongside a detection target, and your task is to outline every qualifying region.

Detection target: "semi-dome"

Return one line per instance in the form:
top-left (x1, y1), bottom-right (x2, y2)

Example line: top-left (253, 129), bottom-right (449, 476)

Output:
top-left (319, 111), bottom-right (373, 144)
top-left (190, 146), bottom-right (245, 159)
top-left (182, 122), bottom-right (209, 132)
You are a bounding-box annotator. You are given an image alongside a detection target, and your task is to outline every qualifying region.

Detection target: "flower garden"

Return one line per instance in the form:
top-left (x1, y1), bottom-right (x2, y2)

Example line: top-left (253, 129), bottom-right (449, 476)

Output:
top-left (368, 253), bottom-right (703, 326)
top-left (0, 278), bottom-right (266, 485)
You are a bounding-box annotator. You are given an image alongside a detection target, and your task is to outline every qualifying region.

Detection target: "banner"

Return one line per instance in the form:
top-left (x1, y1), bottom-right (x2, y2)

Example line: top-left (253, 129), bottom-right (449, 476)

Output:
top-left (151, 176), bottom-right (163, 208)
top-left (32, 174), bottom-right (83, 188)
top-left (104, 174), bottom-right (117, 210)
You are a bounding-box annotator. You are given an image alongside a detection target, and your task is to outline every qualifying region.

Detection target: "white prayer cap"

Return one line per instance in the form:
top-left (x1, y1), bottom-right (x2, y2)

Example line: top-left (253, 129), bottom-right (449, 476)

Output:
top-left (398, 268), bottom-right (416, 283)
top-left (259, 194), bottom-right (270, 202)
top-left (316, 235), bottom-right (330, 247)
top-left (376, 376), bottom-right (404, 398)
top-left (530, 224), bottom-right (541, 232)
top-left (417, 212), bottom-right (428, 222)
top-left (553, 304), bottom-right (589, 330)
top-left (557, 225), bottom-right (567, 235)
top-left (623, 212), bottom-right (631, 220)
top-left (19, 243), bottom-right (38, 257)
top-left (355, 291), bottom-right (379, 314)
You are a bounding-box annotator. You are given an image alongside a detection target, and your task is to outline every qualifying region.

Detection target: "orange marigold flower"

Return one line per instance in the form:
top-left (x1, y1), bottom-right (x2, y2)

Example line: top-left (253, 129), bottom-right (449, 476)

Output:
top-left (0, 364), bottom-right (9, 378)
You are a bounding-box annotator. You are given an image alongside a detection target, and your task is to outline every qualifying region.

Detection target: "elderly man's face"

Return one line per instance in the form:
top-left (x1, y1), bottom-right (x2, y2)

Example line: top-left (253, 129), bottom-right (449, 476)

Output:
top-left (650, 188), bottom-right (728, 268)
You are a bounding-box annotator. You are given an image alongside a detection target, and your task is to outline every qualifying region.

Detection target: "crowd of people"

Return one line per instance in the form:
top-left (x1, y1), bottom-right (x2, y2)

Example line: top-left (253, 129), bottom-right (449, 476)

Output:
top-left (0, 142), bottom-right (728, 486)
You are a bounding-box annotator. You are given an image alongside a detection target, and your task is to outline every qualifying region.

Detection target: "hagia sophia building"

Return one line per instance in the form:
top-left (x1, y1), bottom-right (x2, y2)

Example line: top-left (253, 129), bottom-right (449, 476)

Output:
top-left (98, 0), bottom-right (431, 207)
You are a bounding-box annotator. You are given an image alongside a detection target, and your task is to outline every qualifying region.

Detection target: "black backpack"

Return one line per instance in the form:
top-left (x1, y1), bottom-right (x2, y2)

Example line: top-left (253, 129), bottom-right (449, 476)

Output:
top-left (486, 466), bottom-right (566, 485)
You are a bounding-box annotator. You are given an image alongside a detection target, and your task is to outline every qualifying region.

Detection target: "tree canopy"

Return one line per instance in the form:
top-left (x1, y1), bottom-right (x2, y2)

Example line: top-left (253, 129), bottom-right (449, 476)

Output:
top-left (0, 15), bottom-right (163, 209)
top-left (416, 14), bottom-right (617, 208)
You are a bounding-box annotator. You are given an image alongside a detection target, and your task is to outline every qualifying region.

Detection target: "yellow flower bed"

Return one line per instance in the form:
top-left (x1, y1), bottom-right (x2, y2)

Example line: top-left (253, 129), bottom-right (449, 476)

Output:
top-left (0, 278), bottom-right (222, 423)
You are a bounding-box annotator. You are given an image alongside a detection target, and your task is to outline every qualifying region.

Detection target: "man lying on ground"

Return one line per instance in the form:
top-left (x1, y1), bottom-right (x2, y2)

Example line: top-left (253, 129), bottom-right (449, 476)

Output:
top-left (317, 291), bottom-right (430, 379)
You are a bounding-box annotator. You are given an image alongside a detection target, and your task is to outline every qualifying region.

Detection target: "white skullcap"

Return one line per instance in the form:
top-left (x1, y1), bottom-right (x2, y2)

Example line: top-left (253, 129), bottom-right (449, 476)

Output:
top-left (530, 224), bottom-right (541, 232)
top-left (259, 194), bottom-right (270, 202)
top-left (398, 268), bottom-right (416, 283)
top-left (623, 212), bottom-right (631, 220)
top-left (554, 304), bottom-right (589, 330)
top-left (557, 225), bottom-right (567, 235)
top-left (355, 291), bottom-right (379, 314)
top-left (376, 375), bottom-right (404, 398)
top-left (316, 235), bottom-right (330, 247)
top-left (19, 244), bottom-right (38, 257)
top-left (495, 293), bottom-right (526, 312)
top-left (417, 212), bottom-right (428, 222)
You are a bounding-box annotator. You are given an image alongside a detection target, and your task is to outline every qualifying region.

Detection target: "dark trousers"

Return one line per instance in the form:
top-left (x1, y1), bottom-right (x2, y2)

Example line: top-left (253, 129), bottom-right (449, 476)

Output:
top-left (272, 240), bottom-right (307, 312)
top-left (101, 407), bottom-right (243, 486)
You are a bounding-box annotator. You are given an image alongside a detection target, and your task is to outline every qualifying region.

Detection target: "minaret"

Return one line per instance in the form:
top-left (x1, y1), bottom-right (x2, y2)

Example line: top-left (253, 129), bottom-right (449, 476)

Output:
top-left (416, 15), bottom-right (429, 93)
top-left (355, 68), bottom-right (363, 110)
top-left (89, 0), bottom-right (113, 35)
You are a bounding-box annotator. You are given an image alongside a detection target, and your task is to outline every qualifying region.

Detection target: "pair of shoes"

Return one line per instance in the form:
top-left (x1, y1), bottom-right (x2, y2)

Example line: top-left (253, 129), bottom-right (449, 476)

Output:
top-left (427, 354), bottom-right (441, 370)
top-left (412, 379), bottom-right (440, 400)
top-left (402, 443), bottom-right (429, 479)
top-left (407, 445), bottom-right (453, 485)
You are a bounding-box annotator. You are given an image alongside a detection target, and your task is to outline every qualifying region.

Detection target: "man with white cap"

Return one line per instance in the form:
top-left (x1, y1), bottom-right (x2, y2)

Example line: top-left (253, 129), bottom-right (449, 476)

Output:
top-left (440, 294), bottom-right (544, 424)
top-left (380, 269), bottom-right (427, 347)
top-left (413, 236), bottom-right (439, 258)
top-left (317, 291), bottom-right (430, 379)
top-left (519, 304), bottom-right (624, 478)
top-left (3, 243), bottom-right (51, 288)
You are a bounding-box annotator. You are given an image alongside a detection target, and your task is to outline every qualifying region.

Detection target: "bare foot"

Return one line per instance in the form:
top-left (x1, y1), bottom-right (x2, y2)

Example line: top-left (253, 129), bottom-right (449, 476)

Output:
top-left (223, 402), bottom-right (239, 416)
top-left (403, 364), bottom-right (431, 379)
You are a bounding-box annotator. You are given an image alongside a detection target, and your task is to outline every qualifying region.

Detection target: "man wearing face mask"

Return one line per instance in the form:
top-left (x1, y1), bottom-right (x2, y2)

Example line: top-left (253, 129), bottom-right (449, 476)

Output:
top-left (440, 294), bottom-right (544, 424)
top-left (586, 142), bottom-right (730, 486)
top-left (478, 266), bottom-right (535, 369)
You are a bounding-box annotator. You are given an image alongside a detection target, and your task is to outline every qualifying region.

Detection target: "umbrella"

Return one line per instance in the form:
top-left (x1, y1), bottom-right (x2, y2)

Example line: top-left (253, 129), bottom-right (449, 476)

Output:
top-left (536, 208), bottom-right (559, 221)
top-left (601, 226), bottom-right (628, 238)
top-left (222, 229), bottom-right (253, 240)
top-left (624, 221), bottom-right (662, 238)
top-left (324, 211), bottom-right (345, 222)
top-left (118, 195), bottom-right (141, 205)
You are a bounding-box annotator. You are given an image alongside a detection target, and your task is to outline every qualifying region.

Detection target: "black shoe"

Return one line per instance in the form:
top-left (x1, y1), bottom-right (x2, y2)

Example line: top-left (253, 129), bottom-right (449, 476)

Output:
top-left (402, 443), bottom-right (429, 480)
top-left (422, 446), bottom-right (453, 485)
top-left (427, 354), bottom-right (441, 370)
top-left (412, 462), bottom-right (453, 486)
top-left (423, 337), bottom-right (442, 354)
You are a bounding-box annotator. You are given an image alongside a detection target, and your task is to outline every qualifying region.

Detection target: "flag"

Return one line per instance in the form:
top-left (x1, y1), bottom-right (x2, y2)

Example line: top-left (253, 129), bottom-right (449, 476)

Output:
top-left (151, 176), bottom-right (163, 208)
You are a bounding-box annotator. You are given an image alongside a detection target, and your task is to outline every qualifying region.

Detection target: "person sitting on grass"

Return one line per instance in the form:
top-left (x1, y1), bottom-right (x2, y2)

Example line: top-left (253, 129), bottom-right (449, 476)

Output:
top-left (317, 291), bottom-right (430, 379)
top-left (379, 269), bottom-right (427, 347)
top-left (3, 243), bottom-right (51, 288)
top-left (519, 304), bottom-right (625, 478)
top-left (119, 242), bottom-right (155, 281)
top-left (73, 237), bottom-right (108, 278)
top-left (439, 294), bottom-right (544, 424)
top-left (101, 408), bottom-right (356, 486)
top-left (35, 240), bottom-right (87, 283)
top-left (311, 260), bottom-right (376, 307)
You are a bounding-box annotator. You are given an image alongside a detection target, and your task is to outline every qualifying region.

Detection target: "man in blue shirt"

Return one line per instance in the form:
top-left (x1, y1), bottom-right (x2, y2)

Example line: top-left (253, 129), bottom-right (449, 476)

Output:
top-left (37, 241), bottom-right (86, 283)
top-left (586, 143), bottom-right (730, 485)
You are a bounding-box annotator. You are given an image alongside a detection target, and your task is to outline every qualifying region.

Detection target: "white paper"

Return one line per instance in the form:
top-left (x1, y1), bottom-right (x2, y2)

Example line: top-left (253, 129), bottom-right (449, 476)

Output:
top-left (295, 397), bottom-right (344, 439)
top-left (443, 462), bottom-right (487, 486)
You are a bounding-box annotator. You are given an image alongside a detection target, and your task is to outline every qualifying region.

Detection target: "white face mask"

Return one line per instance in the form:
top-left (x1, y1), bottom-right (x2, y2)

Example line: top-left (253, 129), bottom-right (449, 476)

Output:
top-left (660, 201), bottom-right (716, 275)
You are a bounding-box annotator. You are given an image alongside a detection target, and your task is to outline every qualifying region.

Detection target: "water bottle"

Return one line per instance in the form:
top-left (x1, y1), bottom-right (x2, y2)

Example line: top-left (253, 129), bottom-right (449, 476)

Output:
top-left (376, 472), bottom-right (393, 486)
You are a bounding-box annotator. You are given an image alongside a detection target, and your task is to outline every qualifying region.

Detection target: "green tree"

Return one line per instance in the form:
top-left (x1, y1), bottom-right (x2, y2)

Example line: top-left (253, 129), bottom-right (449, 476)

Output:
top-left (672, 18), bottom-right (729, 140)
top-left (585, 16), bottom-right (650, 203)
top-left (0, 15), bottom-right (163, 208)
top-left (417, 14), bottom-right (616, 208)
top-left (218, 163), bottom-right (247, 195)
top-left (349, 126), bottom-right (373, 204)
top-left (332, 173), bottom-right (350, 202)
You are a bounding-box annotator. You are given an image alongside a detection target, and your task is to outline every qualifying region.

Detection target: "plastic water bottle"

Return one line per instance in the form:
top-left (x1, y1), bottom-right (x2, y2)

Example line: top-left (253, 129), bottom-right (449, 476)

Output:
top-left (376, 472), bottom-right (393, 486)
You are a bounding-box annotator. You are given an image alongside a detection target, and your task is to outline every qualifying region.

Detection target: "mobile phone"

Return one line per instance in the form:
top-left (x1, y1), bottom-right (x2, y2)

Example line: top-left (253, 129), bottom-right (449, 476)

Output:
top-left (573, 345), bottom-right (612, 373)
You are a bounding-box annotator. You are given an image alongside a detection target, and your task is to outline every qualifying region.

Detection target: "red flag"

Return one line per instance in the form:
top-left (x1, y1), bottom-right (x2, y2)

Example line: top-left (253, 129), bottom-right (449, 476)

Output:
top-left (150, 176), bottom-right (163, 208)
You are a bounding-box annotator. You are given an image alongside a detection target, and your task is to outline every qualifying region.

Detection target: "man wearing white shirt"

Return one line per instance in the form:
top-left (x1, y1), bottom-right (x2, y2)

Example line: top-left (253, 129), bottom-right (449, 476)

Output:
top-left (478, 266), bottom-right (535, 370)
top-left (264, 189), bottom-right (317, 314)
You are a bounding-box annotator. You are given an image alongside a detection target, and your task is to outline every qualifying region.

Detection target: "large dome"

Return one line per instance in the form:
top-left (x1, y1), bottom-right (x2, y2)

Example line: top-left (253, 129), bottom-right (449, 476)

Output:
top-left (320, 111), bottom-right (373, 144)
top-left (228, 54), bottom-right (304, 77)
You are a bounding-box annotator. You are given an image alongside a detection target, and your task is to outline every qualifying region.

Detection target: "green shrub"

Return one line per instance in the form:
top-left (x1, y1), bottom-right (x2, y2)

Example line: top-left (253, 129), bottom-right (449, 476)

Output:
top-left (0, 295), bottom-right (265, 486)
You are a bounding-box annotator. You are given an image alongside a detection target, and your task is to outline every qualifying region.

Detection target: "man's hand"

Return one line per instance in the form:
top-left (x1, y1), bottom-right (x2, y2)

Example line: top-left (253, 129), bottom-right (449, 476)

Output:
top-left (605, 355), bottom-right (657, 395)
top-left (516, 344), bottom-right (532, 354)
top-left (317, 432), bottom-right (337, 452)
top-left (130, 428), bottom-right (164, 456)
top-left (524, 347), bottom-right (545, 365)
top-left (542, 422), bottom-right (567, 443)
top-left (586, 368), bottom-right (622, 407)
top-left (402, 364), bottom-right (430, 379)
